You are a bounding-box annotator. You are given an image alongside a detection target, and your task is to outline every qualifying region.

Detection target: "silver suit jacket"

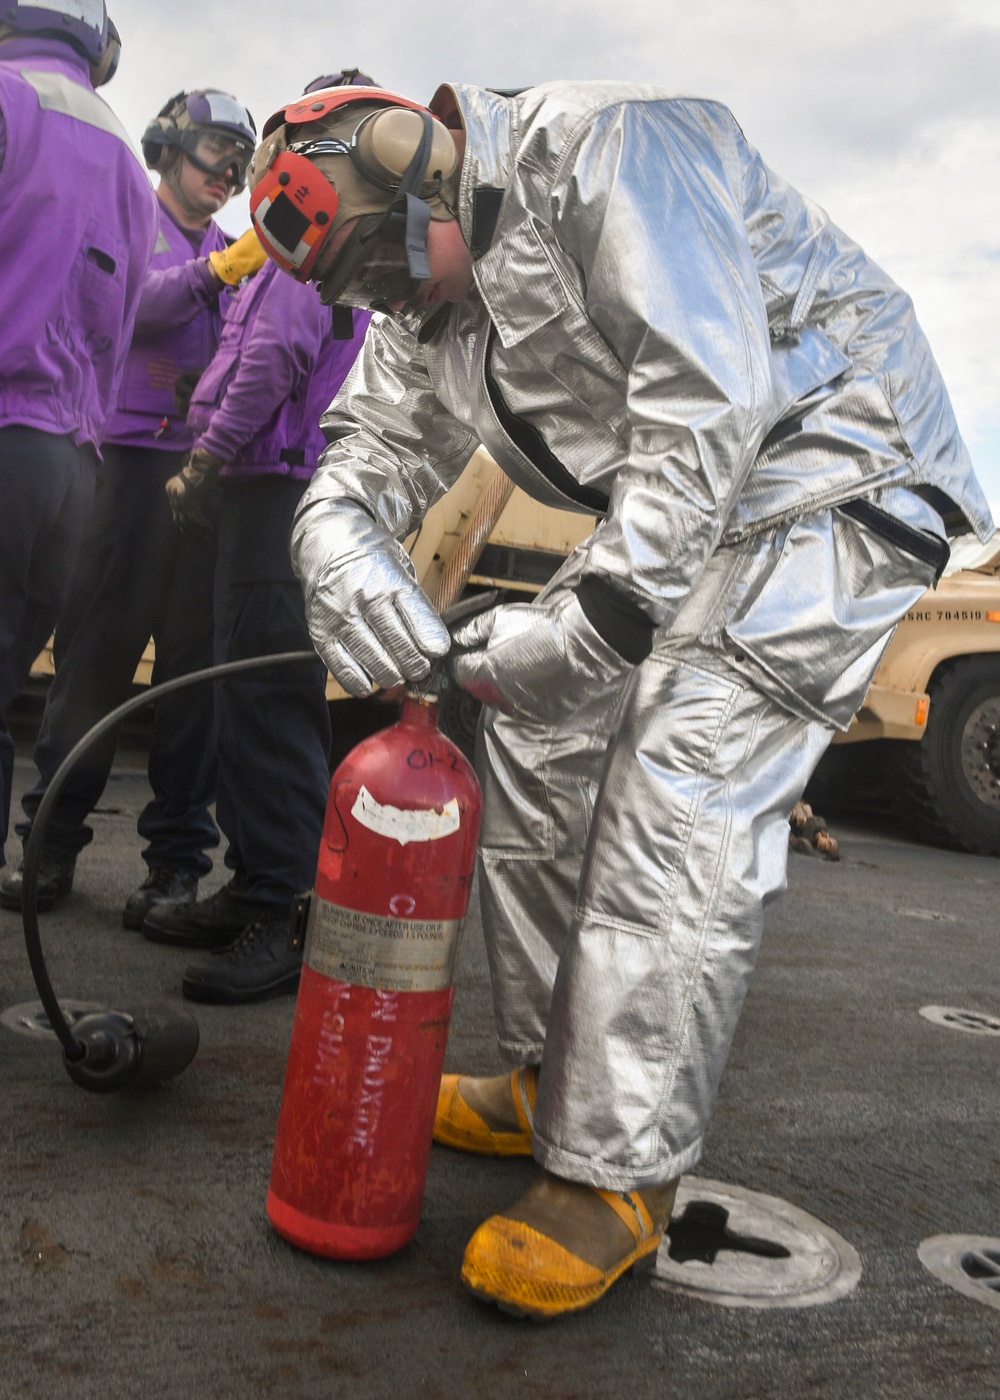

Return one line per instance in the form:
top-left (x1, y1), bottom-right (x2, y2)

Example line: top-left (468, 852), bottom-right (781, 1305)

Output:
top-left (296, 81), bottom-right (992, 632)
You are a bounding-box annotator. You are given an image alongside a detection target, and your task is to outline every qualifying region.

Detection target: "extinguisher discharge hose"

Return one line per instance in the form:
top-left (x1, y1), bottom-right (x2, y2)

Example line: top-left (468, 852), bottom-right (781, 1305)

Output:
top-left (21, 651), bottom-right (317, 1063)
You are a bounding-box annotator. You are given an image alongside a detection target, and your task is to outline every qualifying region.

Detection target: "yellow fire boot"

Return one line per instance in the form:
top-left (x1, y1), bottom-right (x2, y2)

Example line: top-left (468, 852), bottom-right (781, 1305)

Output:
top-left (433, 1066), bottom-right (537, 1156)
top-left (461, 1170), bottom-right (679, 1318)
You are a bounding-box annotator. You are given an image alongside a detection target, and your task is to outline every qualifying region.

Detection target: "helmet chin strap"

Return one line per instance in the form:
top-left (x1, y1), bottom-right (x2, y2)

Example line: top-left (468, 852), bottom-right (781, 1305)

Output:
top-left (159, 158), bottom-right (220, 227)
top-left (392, 113), bottom-right (436, 280)
top-left (398, 193), bottom-right (431, 281)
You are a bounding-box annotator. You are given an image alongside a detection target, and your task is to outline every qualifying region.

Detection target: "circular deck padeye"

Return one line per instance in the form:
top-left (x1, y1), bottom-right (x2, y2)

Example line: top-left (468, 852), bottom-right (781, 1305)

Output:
top-left (918, 1235), bottom-right (1000, 1313)
top-left (652, 1177), bottom-right (862, 1309)
top-left (919, 1005), bottom-right (1000, 1036)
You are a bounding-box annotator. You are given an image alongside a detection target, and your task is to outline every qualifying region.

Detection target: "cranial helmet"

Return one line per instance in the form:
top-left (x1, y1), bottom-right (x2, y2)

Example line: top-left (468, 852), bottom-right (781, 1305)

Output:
top-left (4, 0), bottom-right (109, 63)
top-left (302, 69), bottom-right (376, 95)
top-left (88, 14), bottom-right (118, 86)
top-left (248, 85), bottom-right (459, 310)
top-left (142, 90), bottom-right (257, 191)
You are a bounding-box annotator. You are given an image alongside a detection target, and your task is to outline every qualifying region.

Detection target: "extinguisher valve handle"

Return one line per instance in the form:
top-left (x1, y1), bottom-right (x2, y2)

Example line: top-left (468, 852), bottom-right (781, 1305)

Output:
top-left (409, 589), bottom-right (501, 699)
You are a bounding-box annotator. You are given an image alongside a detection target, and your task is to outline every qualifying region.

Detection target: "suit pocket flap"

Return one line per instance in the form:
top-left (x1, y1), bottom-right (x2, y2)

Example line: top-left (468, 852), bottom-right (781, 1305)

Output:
top-left (768, 327), bottom-right (852, 423)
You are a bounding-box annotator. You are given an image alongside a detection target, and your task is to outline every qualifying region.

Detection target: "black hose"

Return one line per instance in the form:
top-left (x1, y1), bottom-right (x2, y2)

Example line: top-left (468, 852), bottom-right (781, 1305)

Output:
top-left (21, 651), bottom-right (317, 1062)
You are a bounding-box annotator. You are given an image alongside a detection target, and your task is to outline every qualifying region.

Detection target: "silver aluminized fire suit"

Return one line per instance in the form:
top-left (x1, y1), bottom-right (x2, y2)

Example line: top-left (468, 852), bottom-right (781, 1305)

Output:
top-left (292, 82), bottom-right (992, 1188)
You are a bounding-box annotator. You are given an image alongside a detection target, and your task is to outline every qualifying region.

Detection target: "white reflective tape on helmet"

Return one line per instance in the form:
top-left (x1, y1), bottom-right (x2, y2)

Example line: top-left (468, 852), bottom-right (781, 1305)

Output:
top-left (203, 91), bottom-right (255, 131)
top-left (252, 190), bottom-right (314, 274)
top-left (17, 0), bottom-right (99, 17)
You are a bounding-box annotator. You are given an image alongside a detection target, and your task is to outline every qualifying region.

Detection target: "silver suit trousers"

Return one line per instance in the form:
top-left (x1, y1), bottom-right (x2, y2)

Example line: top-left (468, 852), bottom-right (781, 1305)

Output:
top-left (475, 496), bottom-right (944, 1189)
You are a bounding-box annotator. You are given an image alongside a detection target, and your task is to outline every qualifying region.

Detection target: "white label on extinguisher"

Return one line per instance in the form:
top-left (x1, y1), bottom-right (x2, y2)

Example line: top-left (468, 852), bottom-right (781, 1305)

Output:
top-left (304, 895), bottom-right (465, 993)
top-left (350, 785), bottom-right (461, 845)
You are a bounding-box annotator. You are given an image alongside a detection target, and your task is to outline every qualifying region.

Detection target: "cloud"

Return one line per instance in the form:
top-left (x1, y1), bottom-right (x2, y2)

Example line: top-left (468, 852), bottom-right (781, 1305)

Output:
top-left (104, 0), bottom-right (1000, 500)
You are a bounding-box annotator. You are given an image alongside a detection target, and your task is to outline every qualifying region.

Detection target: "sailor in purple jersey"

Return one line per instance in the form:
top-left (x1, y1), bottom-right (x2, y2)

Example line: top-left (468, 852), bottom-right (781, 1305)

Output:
top-left (136, 69), bottom-right (376, 1006)
top-left (0, 83), bottom-right (258, 927)
top-left (0, 2), bottom-right (157, 890)
top-left (140, 258), bottom-right (372, 1005)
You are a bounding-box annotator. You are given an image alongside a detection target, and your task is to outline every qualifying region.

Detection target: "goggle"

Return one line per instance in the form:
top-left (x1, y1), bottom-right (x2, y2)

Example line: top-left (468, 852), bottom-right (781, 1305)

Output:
top-left (316, 213), bottom-right (422, 311)
top-left (178, 129), bottom-right (255, 188)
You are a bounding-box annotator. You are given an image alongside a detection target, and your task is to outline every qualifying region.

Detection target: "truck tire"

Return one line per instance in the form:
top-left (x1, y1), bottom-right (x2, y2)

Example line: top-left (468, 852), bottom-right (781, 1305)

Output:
top-left (805, 739), bottom-right (895, 817)
top-left (892, 656), bottom-right (1000, 856)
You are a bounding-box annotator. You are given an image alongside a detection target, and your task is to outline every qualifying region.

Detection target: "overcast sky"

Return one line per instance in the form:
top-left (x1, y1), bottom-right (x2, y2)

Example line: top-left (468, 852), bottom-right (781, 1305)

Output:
top-left (106, 0), bottom-right (1000, 510)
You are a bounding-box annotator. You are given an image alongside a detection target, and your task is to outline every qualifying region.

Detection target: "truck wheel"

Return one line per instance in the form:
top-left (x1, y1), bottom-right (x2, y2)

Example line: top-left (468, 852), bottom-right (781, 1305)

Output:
top-left (894, 656), bottom-right (1000, 856)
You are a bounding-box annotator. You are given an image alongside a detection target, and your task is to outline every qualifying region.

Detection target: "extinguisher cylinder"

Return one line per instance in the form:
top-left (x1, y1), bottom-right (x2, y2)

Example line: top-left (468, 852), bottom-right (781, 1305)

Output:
top-left (267, 694), bottom-right (482, 1260)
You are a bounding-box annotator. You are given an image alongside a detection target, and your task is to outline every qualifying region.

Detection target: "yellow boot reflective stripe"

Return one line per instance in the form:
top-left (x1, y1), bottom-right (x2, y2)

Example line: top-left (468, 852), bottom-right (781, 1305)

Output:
top-left (595, 1188), bottom-right (655, 1244)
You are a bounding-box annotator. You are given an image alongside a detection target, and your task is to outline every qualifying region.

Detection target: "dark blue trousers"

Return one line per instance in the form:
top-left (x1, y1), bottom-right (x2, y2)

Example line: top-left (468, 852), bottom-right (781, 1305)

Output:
top-left (213, 476), bottom-right (331, 906)
top-left (0, 426), bottom-right (97, 867)
top-left (18, 443), bottom-right (219, 872)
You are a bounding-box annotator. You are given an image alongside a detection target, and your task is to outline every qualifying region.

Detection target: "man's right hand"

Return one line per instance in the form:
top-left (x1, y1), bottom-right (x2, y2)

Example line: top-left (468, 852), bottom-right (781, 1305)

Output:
top-left (292, 500), bottom-right (450, 696)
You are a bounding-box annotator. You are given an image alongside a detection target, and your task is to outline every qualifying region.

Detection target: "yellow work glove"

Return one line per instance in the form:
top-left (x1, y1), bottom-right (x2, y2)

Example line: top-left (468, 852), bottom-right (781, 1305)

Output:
top-left (207, 228), bottom-right (267, 286)
top-left (165, 447), bottom-right (225, 538)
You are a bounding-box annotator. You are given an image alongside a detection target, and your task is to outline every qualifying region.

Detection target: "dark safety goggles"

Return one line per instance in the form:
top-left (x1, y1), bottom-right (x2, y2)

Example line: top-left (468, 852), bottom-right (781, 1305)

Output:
top-left (178, 129), bottom-right (255, 188)
top-left (316, 212), bottom-right (423, 312)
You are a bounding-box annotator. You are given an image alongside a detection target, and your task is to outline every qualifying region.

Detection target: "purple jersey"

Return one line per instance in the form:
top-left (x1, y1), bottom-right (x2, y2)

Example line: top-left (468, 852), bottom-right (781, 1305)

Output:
top-left (104, 200), bottom-right (227, 451)
top-left (188, 261), bottom-right (370, 479)
top-left (0, 37), bottom-right (158, 447)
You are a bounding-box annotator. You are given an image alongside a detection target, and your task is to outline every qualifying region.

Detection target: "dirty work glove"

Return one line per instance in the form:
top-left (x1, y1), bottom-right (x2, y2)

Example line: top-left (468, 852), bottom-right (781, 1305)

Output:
top-left (450, 584), bottom-right (643, 726)
top-left (292, 500), bottom-right (450, 697)
top-left (165, 447), bottom-right (224, 537)
top-left (207, 228), bottom-right (267, 286)
top-left (173, 368), bottom-right (203, 417)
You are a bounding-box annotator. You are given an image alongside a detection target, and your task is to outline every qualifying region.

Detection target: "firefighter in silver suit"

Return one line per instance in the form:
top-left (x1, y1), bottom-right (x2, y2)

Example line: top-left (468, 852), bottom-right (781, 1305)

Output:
top-left (247, 80), bottom-right (992, 1317)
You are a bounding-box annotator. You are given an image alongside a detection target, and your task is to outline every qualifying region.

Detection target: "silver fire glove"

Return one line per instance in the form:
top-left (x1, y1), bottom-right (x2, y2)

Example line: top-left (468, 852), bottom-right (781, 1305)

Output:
top-left (450, 590), bottom-right (636, 725)
top-left (292, 499), bottom-right (450, 697)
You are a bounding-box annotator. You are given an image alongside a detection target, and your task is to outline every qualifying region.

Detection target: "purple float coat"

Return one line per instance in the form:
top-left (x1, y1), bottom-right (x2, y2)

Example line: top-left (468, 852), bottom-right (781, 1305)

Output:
top-left (187, 261), bottom-right (370, 479)
top-left (103, 200), bottom-right (227, 451)
top-left (0, 38), bottom-right (158, 448)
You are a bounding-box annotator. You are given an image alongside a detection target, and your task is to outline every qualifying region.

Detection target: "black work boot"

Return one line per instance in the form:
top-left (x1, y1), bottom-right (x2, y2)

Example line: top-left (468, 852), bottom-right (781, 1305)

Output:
top-left (181, 906), bottom-right (303, 1005)
top-left (142, 876), bottom-right (268, 950)
top-left (0, 849), bottom-right (76, 913)
top-left (122, 867), bottom-right (198, 931)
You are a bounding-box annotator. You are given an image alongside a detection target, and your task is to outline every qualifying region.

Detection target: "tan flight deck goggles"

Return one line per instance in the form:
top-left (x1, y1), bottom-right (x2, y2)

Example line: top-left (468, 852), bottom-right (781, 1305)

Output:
top-left (248, 86), bottom-right (458, 312)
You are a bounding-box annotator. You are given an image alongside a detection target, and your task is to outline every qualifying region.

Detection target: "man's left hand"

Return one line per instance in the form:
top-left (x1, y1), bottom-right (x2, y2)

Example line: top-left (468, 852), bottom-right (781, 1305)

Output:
top-left (165, 447), bottom-right (225, 537)
top-left (207, 228), bottom-right (267, 287)
top-left (450, 592), bottom-right (633, 725)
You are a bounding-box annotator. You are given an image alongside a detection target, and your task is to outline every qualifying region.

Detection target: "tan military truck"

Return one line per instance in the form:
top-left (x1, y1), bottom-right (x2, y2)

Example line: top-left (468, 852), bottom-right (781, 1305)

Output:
top-left (822, 531), bottom-right (1000, 856)
top-left (413, 455), bottom-right (1000, 858)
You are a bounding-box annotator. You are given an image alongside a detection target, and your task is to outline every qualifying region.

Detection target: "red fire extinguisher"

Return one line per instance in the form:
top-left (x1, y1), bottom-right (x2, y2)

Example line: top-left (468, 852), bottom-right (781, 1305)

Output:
top-left (266, 690), bottom-right (482, 1259)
